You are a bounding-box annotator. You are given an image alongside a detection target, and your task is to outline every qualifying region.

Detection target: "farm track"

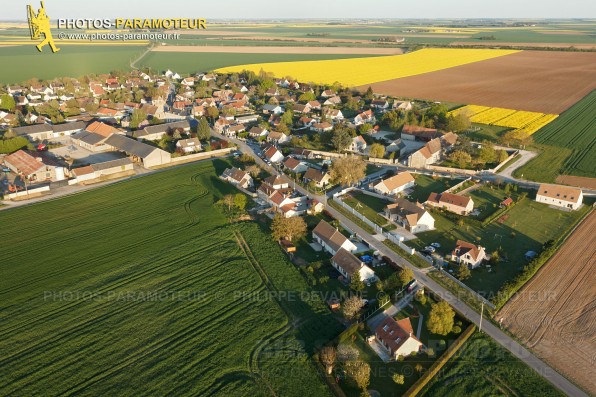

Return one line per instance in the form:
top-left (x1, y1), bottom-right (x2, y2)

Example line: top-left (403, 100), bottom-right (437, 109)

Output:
top-left (498, 212), bottom-right (596, 395)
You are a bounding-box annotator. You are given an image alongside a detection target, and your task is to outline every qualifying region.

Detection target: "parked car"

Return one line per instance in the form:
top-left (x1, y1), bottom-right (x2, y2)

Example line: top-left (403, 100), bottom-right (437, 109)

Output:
top-left (1, 167), bottom-right (10, 173)
top-left (424, 246), bottom-right (436, 253)
top-left (431, 242), bottom-right (441, 248)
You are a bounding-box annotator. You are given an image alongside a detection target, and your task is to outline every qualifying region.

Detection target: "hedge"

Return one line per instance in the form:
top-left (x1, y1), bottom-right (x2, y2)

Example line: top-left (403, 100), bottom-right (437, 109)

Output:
top-left (403, 324), bottom-right (477, 397)
top-left (328, 200), bottom-right (376, 234)
top-left (0, 137), bottom-right (29, 154)
top-left (481, 200), bottom-right (517, 227)
top-left (311, 353), bottom-right (348, 397)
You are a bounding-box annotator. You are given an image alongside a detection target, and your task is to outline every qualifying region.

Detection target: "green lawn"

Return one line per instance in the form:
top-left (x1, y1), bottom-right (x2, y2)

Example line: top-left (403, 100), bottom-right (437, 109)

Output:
top-left (465, 184), bottom-right (512, 220)
top-left (461, 123), bottom-right (511, 143)
top-left (140, 52), bottom-right (380, 74)
top-left (342, 192), bottom-right (392, 229)
top-left (0, 159), bottom-right (341, 396)
top-left (407, 196), bottom-right (591, 295)
top-left (421, 333), bottom-right (564, 397)
top-left (0, 45), bottom-right (146, 84)
top-left (406, 174), bottom-right (462, 203)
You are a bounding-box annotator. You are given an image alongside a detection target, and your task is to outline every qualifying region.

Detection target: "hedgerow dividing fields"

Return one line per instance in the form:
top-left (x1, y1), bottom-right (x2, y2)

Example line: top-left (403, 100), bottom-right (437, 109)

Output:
top-left (515, 90), bottom-right (596, 181)
top-left (0, 160), bottom-right (340, 396)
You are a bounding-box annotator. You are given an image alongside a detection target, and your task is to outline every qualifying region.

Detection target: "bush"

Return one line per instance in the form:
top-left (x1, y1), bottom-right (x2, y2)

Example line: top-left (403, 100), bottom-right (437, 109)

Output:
top-left (452, 325), bottom-right (462, 334)
top-left (0, 137), bottom-right (29, 154)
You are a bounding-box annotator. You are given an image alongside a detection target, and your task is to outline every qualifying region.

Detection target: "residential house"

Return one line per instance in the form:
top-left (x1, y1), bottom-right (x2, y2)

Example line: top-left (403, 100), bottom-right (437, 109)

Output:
top-left (535, 184), bottom-right (583, 210)
top-left (320, 89), bottom-right (335, 98)
top-left (354, 110), bottom-right (376, 126)
top-left (384, 199), bottom-right (435, 234)
top-left (267, 131), bottom-right (290, 145)
top-left (406, 138), bottom-right (442, 168)
top-left (292, 148), bottom-right (314, 160)
top-left (132, 120), bottom-right (190, 141)
top-left (312, 220), bottom-right (357, 255)
top-left (248, 126), bottom-right (269, 138)
top-left (331, 248), bottom-right (376, 282)
top-left (323, 107), bottom-right (344, 122)
top-left (283, 157), bottom-right (309, 174)
top-left (303, 167), bottom-right (331, 188)
top-left (375, 317), bottom-right (422, 360)
top-left (263, 175), bottom-right (289, 190)
top-left (262, 104), bottom-right (283, 115)
top-left (393, 101), bottom-right (413, 111)
top-left (426, 192), bottom-right (474, 215)
top-left (349, 135), bottom-right (367, 152)
top-left (311, 122), bottom-right (333, 133)
top-left (226, 124), bottom-right (246, 138)
top-left (292, 103), bottom-right (312, 114)
top-left (214, 118), bottom-right (232, 134)
top-left (4, 150), bottom-right (67, 182)
top-left (263, 144), bottom-right (284, 163)
top-left (372, 172), bottom-right (415, 195)
top-left (451, 240), bottom-right (487, 268)
top-left (176, 138), bottom-right (202, 153)
top-left (308, 100), bottom-right (321, 110)
top-left (401, 125), bottom-right (442, 142)
top-left (323, 96), bottom-right (342, 106)
top-left (221, 167), bottom-right (254, 189)
top-left (371, 99), bottom-right (390, 111)
top-left (299, 116), bottom-right (315, 128)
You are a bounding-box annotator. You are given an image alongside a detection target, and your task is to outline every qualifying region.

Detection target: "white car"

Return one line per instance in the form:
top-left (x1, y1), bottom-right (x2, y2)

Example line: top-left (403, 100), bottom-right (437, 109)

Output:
top-left (431, 243), bottom-right (441, 248)
top-left (424, 246), bottom-right (436, 253)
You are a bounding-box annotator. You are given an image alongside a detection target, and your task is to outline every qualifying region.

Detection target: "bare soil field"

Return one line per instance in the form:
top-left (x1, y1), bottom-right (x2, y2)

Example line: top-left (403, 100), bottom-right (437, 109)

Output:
top-left (152, 45), bottom-right (403, 55)
top-left (556, 175), bottom-right (596, 190)
top-left (451, 41), bottom-right (596, 49)
top-left (205, 36), bottom-right (375, 44)
top-left (361, 51), bottom-right (596, 113)
top-left (498, 212), bottom-right (596, 396)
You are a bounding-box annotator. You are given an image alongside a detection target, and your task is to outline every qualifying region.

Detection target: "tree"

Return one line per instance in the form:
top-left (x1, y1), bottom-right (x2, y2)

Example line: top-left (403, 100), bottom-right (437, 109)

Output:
top-left (206, 106), bottom-right (219, 123)
top-left (392, 373), bottom-right (405, 384)
top-left (342, 295), bottom-right (364, 320)
top-left (426, 301), bottom-right (455, 335)
top-left (196, 117), bottom-right (211, 140)
top-left (345, 360), bottom-right (370, 391)
top-left (446, 113), bottom-right (471, 132)
top-left (0, 93), bottom-right (16, 111)
top-left (478, 142), bottom-right (497, 164)
top-left (3, 129), bottom-right (17, 139)
top-left (298, 92), bottom-right (315, 103)
top-left (364, 86), bottom-right (374, 101)
top-left (337, 343), bottom-right (359, 362)
top-left (350, 271), bottom-right (364, 291)
top-left (281, 109), bottom-right (293, 126)
top-left (329, 156), bottom-right (366, 187)
top-left (399, 268), bottom-right (414, 286)
top-left (426, 347), bottom-right (435, 357)
top-left (457, 263), bottom-right (471, 280)
top-left (415, 363), bottom-right (424, 375)
top-left (129, 109), bottom-right (147, 129)
top-left (245, 165), bottom-right (260, 178)
top-left (320, 346), bottom-right (336, 374)
top-left (450, 150), bottom-right (472, 169)
top-left (358, 123), bottom-right (373, 135)
top-left (234, 194), bottom-right (247, 211)
top-left (368, 143), bottom-right (385, 159)
top-left (220, 194), bottom-right (235, 213)
top-left (497, 149), bottom-right (509, 163)
top-left (270, 214), bottom-right (307, 242)
top-left (331, 128), bottom-right (352, 152)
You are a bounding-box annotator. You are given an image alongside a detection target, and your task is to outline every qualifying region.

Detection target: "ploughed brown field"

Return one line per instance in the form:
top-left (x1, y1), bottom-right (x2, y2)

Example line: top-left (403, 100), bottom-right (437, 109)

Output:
top-left (498, 212), bottom-right (596, 396)
top-left (556, 175), bottom-right (596, 190)
top-left (360, 51), bottom-right (596, 113)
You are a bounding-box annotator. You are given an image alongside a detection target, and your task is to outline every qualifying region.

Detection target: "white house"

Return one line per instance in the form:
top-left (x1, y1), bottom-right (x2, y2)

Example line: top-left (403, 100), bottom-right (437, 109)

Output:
top-left (353, 110), bottom-right (376, 126)
top-left (535, 184), bottom-right (583, 210)
top-left (221, 167), bottom-right (254, 189)
top-left (372, 172), bottom-right (415, 195)
top-left (375, 317), bottom-right (422, 360)
top-left (451, 240), bottom-right (487, 269)
top-left (385, 199), bottom-right (435, 234)
top-left (283, 157), bottom-right (309, 174)
top-left (349, 136), bottom-right (367, 152)
top-left (176, 138), bottom-right (201, 153)
top-left (263, 144), bottom-right (284, 163)
top-left (312, 220), bottom-right (357, 255)
top-left (331, 248), bottom-right (376, 282)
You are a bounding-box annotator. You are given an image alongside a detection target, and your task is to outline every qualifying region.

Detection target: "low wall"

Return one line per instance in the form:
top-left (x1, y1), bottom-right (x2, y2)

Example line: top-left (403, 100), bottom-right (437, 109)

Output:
top-left (169, 148), bottom-right (232, 164)
top-left (490, 149), bottom-right (520, 173)
top-left (6, 185), bottom-right (50, 199)
top-left (425, 165), bottom-right (478, 176)
top-left (368, 157), bottom-right (395, 165)
top-left (444, 177), bottom-right (473, 193)
top-left (385, 232), bottom-right (415, 255)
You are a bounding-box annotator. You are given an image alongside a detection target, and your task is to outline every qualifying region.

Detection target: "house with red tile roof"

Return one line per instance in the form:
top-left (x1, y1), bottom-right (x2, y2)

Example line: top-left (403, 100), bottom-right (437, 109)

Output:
top-left (375, 317), bottom-right (422, 360)
top-left (426, 192), bottom-right (474, 215)
top-left (451, 240), bottom-right (487, 268)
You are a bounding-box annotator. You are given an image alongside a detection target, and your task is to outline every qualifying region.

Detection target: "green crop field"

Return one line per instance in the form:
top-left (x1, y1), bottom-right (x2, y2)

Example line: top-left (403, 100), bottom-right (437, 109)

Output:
top-left (0, 45), bottom-right (146, 84)
top-left (0, 159), bottom-right (341, 396)
top-left (139, 51), bottom-right (381, 74)
top-left (421, 333), bottom-right (563, 397)
top-left (515, 91), bottom-right (596, 181)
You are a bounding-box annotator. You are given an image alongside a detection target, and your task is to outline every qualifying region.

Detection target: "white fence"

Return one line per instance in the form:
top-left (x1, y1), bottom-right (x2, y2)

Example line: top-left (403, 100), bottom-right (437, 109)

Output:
top-left (444, 176), bottom-right (473, 194)
top-left (333, 197), bottom-right (383, 234)
top-left (384, 231), bottom-right (415, 255)
top-left (170, 148), bottom-right (232, 164)
top-left (5, 185), bottom-right (50, 199)
top-left (491, 149), bottom-right (520, 173)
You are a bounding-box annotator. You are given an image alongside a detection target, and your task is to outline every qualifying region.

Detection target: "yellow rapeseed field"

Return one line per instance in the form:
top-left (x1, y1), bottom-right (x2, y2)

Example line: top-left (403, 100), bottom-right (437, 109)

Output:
top-left (215, 48), bottom-right (519, 87)
top-left (451, 105), bottom-right (558, 135)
